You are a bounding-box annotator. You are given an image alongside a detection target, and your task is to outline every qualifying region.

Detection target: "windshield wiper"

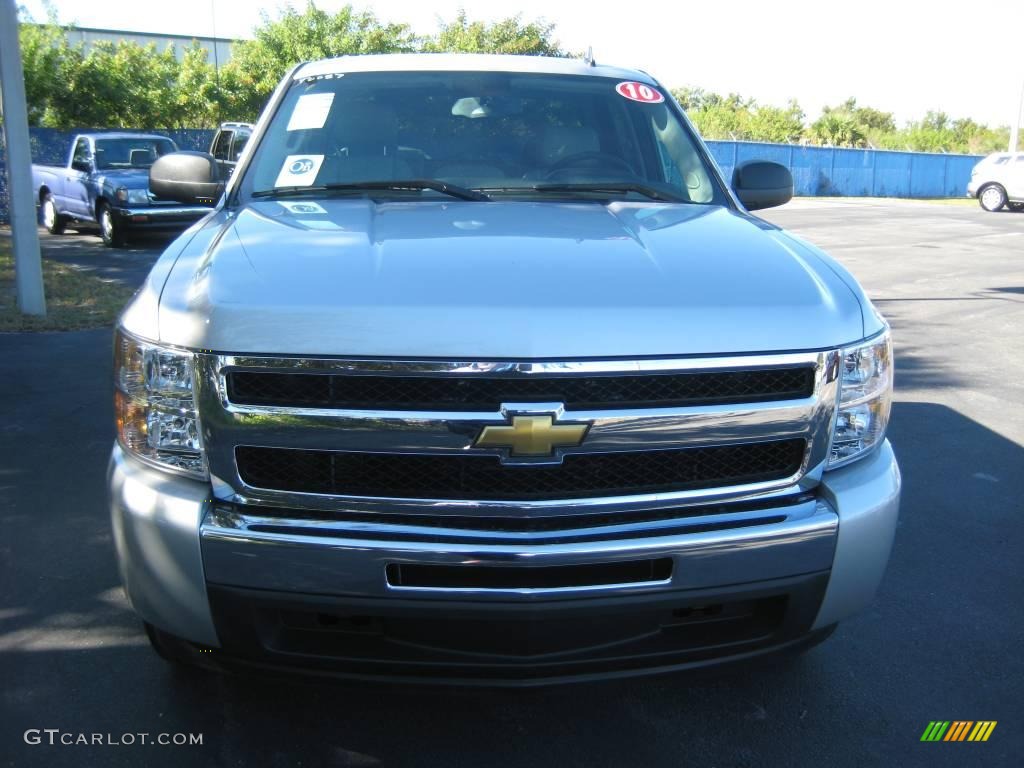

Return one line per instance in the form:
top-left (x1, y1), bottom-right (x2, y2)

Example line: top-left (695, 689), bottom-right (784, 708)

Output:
top-left (488, 182), bottom-right (688, 203)
top-left (253, 179), bottom-right (489, 201)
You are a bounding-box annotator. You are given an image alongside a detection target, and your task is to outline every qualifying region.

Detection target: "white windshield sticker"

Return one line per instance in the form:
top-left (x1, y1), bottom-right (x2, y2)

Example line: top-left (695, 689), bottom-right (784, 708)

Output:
top-left (286, 93), bottom-right (335, 131)
top-left (274, 155), bottom-right (324, 187)
top-left (277, 201), bottom-right (327, 215)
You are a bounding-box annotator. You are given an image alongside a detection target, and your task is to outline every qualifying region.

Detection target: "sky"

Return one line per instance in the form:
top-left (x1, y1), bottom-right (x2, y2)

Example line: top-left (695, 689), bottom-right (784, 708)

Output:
top-left (20, 0), bottom-right (1024, 128)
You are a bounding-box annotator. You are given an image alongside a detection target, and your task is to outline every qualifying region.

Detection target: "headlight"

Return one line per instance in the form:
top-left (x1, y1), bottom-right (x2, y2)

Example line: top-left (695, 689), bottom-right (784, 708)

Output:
top-left (827, 329), bottom-right (893, 469)
top-left (114, 328), bottom-right (206, 478)
top-left (115, 187), bottom-right (150, 205)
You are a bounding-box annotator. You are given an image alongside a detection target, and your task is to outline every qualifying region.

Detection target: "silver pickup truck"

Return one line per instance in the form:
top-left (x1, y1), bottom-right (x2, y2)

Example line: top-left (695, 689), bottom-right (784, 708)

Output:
top-left (110, 54), bottom-right (900, 685)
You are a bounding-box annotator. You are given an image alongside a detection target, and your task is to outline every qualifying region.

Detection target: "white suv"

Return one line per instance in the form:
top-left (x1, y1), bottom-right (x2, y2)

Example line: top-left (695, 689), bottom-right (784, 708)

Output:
top-left (967, 151), bottom-right (1024, 211)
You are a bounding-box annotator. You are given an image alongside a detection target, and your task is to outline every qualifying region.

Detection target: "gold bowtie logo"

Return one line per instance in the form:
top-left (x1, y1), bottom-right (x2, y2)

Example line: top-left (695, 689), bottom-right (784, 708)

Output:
top-left (473, 414), bottom-right (589, 457)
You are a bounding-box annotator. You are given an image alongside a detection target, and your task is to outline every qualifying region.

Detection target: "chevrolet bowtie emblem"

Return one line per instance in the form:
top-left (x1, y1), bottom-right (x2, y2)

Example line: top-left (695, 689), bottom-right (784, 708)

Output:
top-left (473, 414), bottom-right (589, 457)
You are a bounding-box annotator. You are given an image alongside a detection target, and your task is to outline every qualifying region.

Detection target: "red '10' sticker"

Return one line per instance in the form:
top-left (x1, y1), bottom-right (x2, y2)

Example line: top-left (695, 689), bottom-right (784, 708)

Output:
top-left (616, 81), bottom-right (664, 104)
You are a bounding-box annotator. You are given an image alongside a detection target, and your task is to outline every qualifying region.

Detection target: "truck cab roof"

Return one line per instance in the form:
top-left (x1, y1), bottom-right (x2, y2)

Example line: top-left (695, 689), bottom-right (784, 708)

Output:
top-left (77, 132), bottom-right (173, 141)
top-left (293, 53), bottom-right (657, 85)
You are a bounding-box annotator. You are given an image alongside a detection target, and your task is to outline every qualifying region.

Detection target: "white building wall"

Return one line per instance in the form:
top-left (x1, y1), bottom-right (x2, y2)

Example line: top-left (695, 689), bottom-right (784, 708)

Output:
top-left (60, 26), bottom-right (237, 64)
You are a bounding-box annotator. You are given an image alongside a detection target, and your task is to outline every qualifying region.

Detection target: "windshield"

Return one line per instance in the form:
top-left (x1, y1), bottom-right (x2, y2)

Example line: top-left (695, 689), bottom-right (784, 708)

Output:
top-left (239, 71), bottom-right (725, 204)
top-left (94, 138), bottom-right (177, 170)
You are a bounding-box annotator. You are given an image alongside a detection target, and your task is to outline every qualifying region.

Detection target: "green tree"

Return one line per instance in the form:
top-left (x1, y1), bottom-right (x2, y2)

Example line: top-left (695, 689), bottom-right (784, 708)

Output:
top-left (423, 10), bottom-right (568, 56)
top-left (808, 99), bottom-right (893, 148)
top-left (49, 40), bottom-right (180, 128)
top-left (15, 3), bottom-right (1010, 152)
top-left (832, 98), bottom-right (896, 134)
top-left (949, 118), bottom-right (1009, 154)
top-left (672, 89), bottom-right (804, 143)
top-left (172, 43), bottom-right (222, 129)
top-left (17, 12), bottom-right (75, 125)
top-left (225, 2), bottom-right (418, 120)
top-left (808, 111), bottom-right (866, 147)
top-left (670, 86), bottom-right (713, 112)
top-left (18, 3), bottom-right (572, 128)
top-left (691, 102), bottom-right (748, 139)
top-left (901, 111), bottom-right (952, 152)
top-left (18, 7), bottom-right (189, 129)
top-left (748, 101), bottom-right (804, 144)
top-left (686, 93), bottom-right (753, 139)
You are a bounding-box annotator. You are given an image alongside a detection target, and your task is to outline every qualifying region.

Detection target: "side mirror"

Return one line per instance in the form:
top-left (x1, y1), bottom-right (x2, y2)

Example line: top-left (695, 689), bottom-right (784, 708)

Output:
top-left (71, 160), bottom-right (92, 173)
top-left (149, 151), bottom-right (224, 206)
top-left (732, 161), bottom-right (793, 211)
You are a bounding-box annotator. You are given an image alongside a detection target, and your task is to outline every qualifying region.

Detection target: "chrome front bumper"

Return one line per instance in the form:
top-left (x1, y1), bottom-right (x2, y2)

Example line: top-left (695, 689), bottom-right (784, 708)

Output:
top-left (199, 499), bottom-right (837, 599)
top-left (109, 440), bottom-right (900, 649)
top-left (111, 205), bottom-right (211, 227)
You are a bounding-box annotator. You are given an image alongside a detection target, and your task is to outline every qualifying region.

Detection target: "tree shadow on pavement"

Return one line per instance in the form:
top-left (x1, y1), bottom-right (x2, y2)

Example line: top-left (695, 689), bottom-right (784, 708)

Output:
top-left (28, 227), bottom-right (171, 291)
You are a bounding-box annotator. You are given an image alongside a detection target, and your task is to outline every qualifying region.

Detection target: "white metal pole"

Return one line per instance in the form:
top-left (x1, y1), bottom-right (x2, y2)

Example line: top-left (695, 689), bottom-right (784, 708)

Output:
top-left (1010, 77), bottom-right (1024, 152)
top-left (0, 0), bottom-right (46, 316)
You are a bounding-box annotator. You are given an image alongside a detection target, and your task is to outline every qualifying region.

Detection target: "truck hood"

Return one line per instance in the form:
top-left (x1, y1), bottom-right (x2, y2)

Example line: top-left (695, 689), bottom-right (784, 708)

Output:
top-left (154, 199), bottom-right (867, 358)
top-left (95, 169), bottom-right (150, 189)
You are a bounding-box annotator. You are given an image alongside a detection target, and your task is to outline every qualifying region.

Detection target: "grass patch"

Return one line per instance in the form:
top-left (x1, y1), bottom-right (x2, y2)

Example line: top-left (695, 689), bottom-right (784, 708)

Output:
top-left (0, 237), bottom-right (134, 331)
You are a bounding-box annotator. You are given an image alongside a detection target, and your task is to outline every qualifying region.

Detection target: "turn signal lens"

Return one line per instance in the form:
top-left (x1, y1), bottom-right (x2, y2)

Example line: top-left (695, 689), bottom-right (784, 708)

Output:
top-left (114, 328), bottom-right (206, 478)
top-left (828, 330), bottom-right (893, 469)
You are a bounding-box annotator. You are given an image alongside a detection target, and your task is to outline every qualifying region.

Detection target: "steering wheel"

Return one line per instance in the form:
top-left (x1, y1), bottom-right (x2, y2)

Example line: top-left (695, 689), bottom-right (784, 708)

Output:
top-left (544, 151), bottom-right (636, 180)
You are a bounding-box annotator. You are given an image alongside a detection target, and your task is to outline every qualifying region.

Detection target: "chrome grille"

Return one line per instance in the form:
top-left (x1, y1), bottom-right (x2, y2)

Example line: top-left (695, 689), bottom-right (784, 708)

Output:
top-left (235, 439), bottom-right (807, 501)
top-left (226, 367), bottom-right (815, 411)
top-left (215, 493), bottom-right (808, 534)
top-left (194, 351), bottom-right (840, 515)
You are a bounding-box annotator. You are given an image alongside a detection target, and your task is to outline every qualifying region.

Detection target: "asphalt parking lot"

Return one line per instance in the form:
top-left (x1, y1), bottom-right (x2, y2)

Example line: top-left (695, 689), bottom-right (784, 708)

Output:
top-left (1, 199), bottom-right (1021, 767)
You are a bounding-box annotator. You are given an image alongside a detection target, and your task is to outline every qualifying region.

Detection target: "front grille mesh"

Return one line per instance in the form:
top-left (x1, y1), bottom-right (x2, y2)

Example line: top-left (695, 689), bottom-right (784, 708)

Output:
top-left (235, 439), bottom-right (806, 501)
top-left (226, 367), bottom-right (815, 411)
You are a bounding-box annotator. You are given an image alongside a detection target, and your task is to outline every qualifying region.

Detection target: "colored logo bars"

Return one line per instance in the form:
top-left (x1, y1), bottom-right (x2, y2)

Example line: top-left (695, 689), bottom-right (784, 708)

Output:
top-left (920, 721), bottom-right (997, 742)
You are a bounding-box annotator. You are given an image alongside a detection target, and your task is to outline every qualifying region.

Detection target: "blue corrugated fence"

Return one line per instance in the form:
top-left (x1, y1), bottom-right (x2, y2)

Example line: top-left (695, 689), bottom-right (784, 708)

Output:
top-left (705, 140), bottom-right (982, 198)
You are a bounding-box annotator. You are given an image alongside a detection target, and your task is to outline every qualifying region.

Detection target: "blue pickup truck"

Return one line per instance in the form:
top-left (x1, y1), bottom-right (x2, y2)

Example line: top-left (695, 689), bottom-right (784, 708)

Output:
top-left (32, 133), bottom-right (212, 247)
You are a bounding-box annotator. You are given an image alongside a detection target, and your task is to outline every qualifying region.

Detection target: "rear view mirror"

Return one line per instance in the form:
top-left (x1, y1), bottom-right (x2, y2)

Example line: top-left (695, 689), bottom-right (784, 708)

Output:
top-left (732, 161), bottom-right (793, 211)
top-left (149, 152), bottom-right (223, 206)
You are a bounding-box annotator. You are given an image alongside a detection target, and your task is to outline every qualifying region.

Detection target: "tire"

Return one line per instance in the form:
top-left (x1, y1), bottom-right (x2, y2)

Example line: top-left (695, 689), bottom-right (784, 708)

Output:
top-left (41, 194), bottom-right (67, 234)
top-left (98, 202), bottom-right (127, 247)
top-left (978, 184), bottom-right (1007, 212)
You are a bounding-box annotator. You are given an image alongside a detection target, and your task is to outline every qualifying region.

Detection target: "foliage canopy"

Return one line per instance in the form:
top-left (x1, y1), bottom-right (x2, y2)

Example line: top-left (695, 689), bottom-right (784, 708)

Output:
top-left (17, 3), bottom-right (1011, 154)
